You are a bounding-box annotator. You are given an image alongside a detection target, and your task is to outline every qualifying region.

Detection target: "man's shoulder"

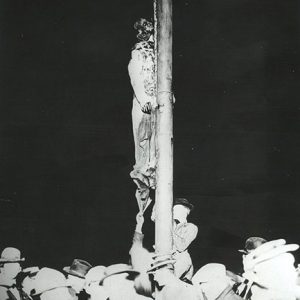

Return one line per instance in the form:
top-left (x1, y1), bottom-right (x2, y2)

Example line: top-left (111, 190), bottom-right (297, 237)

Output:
top-left (0, 285), bottom-right (8, 298)
top-left (183, 222), bottom-right (198, 232)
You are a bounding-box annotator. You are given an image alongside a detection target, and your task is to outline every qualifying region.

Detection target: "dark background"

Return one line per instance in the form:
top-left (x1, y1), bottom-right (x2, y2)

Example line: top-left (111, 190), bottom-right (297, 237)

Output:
top-left (0, 0), bottom-right (299, 273)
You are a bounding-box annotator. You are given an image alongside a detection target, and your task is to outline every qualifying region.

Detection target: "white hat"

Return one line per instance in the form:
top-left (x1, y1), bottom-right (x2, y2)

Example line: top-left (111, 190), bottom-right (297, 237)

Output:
top-left (31, 268), bottom-right (70, 296)
top-left (0, 247), bottom-right (25, 263)
top-left (192, 263), bottom-right (226, 284)
top-left (99, 264), bottom-right (139, 284)
top-left (85, 266), bottom-right (106, 284)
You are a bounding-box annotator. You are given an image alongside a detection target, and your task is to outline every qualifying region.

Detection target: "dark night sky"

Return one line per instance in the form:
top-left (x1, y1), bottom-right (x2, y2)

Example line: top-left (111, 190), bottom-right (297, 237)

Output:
top-left (0, 0), bottom-right (299, 273)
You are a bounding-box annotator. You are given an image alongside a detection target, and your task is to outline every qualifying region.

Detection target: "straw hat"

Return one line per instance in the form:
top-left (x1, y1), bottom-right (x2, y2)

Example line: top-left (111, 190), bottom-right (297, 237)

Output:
top-left (31, 268), bottom-right (69, 296)
top-left (85, 266), bottom-right (106, 284)
top-left (99, 264), bottom-right (139, 284)
top-left (192, 263), bottom-right (226, 284)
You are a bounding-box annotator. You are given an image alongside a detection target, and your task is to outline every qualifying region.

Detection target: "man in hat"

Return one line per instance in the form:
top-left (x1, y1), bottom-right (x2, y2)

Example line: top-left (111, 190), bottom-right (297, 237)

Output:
top-left (192, 263), bottom-right (243, 300)
top-left (63, 259), bottom-right (92, 300)
top-left (0, 247), bottom-right (27, 300)
top-left (17, 267), bottom-right (40, 295)
top-left (238, 237), bottom-right (299, 300)
top-left (31, 267), bottom-right (74, 300)
top-left (84, 266), bottom-right (108, 300)
top-left (130, 197), bottom-right (198, 282)
top-left (147, 258), bottom-right (201, 300)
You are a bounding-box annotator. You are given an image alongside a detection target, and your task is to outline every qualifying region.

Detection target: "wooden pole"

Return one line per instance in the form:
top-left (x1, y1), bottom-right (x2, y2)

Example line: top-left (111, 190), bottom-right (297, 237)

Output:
top-left (154, 0), bottom-right (173, 266)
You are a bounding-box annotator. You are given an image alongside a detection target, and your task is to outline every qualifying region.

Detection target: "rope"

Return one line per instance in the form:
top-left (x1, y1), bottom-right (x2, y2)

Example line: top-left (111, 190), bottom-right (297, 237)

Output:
top-left (158, 90), bottom-right (173, 95)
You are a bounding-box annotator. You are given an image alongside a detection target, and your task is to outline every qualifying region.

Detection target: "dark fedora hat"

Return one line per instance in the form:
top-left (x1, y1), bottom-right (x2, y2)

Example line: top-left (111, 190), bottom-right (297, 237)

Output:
top-left (238, 237), bottom-right (267, 254)
top-left (63, 259), bottom-right (92, 279)
top-left (173, 198), bottom-right (194, 211)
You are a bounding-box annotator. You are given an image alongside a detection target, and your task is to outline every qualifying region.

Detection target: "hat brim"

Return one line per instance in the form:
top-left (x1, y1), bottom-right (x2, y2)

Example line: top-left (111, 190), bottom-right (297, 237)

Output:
top-left (63, 267), bottom-right (86, 279)
top-left (32, 284), bottom-right (71, 296)
top-left (23, 267), bottom-right (39, 275)
top-left (147, 259), bottom-right (176, 273)
top-left (0, 258), bottom-right (25, 263)
top-left (99, 269), bottom-right (140, 285)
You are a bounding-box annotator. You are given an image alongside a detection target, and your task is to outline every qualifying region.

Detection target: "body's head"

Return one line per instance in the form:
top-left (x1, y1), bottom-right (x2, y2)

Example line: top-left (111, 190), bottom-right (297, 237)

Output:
top-left (134, 18), bottom-right (153, 41)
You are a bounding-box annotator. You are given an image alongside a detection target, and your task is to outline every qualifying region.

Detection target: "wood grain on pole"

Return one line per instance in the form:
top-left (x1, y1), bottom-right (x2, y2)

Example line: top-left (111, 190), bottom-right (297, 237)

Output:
top-left (155, 0), bottom-right (173, 260)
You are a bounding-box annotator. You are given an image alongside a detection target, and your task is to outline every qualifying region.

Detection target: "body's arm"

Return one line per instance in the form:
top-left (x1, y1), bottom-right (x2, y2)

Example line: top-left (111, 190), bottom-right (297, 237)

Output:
top-left (128, 49), bottom-right (153, 113)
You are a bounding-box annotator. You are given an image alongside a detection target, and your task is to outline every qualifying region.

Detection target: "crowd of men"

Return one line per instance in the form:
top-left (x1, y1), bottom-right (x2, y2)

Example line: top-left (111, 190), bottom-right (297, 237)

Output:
top-left (1, 198), bottom-right (300, 300)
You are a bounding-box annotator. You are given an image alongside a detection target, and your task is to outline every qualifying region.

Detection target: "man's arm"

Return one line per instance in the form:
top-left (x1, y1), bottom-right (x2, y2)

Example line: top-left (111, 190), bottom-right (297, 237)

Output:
top-left (174, 223), bottom-right (198, 252)
top-left (132, 212), bottom-right (145, 246)
top-left (129, 212), bottom-right (153, 273)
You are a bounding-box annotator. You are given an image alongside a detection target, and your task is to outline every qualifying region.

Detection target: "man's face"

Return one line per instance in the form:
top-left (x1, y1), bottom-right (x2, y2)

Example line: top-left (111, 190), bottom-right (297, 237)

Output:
top-left (173, 205), bottom-right (190, 222)
top-left (3, 262), bottom-right (21, 279)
